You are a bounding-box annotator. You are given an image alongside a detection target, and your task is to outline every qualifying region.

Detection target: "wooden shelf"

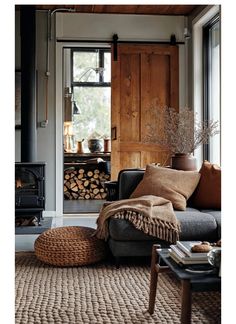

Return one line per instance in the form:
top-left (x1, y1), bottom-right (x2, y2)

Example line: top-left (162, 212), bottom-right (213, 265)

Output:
top-left (64, 152), bottom-right (111, 163)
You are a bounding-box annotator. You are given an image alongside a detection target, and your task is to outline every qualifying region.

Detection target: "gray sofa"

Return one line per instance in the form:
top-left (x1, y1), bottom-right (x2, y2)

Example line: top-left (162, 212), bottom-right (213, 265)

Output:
top-left (106, 169), bottom-right (221, 261)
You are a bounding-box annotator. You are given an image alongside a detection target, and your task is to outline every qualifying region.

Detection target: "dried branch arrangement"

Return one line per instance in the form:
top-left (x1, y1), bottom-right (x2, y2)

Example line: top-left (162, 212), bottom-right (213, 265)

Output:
top-left (144, 106), bottom-right (220, 154)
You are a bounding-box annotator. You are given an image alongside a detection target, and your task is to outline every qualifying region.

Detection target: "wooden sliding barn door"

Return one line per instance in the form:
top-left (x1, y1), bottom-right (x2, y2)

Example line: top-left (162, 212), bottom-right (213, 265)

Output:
top-left (111, 44), bottom-right (179, 179)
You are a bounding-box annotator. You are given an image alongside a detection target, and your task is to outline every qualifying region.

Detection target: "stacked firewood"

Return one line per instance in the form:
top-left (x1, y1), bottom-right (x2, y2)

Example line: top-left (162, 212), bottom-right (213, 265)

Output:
top-left (64, 168), bottom-right (110, 200)
top-left (15, 216), bottom-right (39, 227)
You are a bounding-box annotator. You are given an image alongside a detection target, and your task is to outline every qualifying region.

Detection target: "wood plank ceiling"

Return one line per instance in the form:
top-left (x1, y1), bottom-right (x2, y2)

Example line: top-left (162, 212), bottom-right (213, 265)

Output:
top-left (35, 5), bottom-right (200, 16)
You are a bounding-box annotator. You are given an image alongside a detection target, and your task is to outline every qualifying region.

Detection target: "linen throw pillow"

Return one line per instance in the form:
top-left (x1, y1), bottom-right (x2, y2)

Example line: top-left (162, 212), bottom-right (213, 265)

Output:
top-left (130, 164), bottom-right (201, 211)
top-left (190, 160), bottom-right (221, 209)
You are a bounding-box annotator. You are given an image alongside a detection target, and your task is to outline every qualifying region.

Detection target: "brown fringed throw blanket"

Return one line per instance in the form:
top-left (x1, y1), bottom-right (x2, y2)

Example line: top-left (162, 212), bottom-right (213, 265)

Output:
top-left (95, 195), bottom-right (180, 243)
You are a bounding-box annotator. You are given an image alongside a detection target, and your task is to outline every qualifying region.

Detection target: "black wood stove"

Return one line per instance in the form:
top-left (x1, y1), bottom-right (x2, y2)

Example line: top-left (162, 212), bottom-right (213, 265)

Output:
top-left (16, 8), bottom-right (47, 226)
top-left (15, 162), bottom-right (45, 225)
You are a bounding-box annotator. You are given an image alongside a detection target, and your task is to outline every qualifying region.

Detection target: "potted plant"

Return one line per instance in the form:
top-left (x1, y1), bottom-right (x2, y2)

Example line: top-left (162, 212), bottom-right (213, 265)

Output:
top-left (144, 106), bottom-right (219, 170)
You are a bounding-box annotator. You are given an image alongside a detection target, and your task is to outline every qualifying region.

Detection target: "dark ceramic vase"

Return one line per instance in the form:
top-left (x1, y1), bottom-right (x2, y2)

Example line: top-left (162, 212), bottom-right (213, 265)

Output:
top-left (171, 153), bottom-right (197, 171)
top-left (88, 139), bottom-right (103, 153)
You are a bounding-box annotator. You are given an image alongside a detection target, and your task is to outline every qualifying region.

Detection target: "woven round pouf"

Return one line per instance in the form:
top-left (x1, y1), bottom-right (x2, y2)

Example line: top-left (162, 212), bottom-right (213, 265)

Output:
top-left (34, 226), bottom-right (107, 266)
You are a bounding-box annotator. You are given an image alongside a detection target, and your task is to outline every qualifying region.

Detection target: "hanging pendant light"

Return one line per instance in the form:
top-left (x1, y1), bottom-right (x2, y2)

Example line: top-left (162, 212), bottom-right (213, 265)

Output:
top-left (72, 100), bottom-right (81, 115)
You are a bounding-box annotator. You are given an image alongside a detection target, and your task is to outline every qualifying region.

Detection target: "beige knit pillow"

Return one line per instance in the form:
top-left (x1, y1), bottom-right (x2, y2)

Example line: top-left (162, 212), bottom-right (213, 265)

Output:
top-left (130, 164), bottom-right (201, 211)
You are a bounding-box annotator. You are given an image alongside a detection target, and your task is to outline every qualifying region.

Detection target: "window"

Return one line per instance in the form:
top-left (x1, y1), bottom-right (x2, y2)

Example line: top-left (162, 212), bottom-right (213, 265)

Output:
top-left (203, 15), bottom-right (221, 164)
top-left (69, 48), bottom-right (111, 152)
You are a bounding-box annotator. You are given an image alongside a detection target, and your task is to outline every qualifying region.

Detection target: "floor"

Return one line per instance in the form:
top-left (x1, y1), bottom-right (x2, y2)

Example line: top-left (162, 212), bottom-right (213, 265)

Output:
top-left (15, 199), bottom-right (105, 252)
top-left (15, 215), bottom-right (98, 252)
top-left (63, 199), bottom-right (105, 213)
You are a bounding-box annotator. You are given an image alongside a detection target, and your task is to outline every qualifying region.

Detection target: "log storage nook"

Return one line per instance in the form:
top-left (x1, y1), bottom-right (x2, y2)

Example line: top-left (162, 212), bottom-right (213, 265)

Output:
top-left (64, 153), bottom-right (110, 200)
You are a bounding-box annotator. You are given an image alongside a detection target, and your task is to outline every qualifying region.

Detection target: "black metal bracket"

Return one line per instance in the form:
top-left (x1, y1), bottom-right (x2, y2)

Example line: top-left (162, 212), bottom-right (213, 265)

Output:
top-left (170, 34), bottom-right (176, 45)
top-left (113, 34), bottom-right (118, 61)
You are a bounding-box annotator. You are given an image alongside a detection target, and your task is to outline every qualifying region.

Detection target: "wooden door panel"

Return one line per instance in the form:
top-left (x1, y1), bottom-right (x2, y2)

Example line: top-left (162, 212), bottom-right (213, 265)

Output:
top-left (111, 44), bottom-right (179, 180)
top-left (119, 151), bottom-right (141, 170)
top-left (141, 151), bottom-right (170, 167)
top-left (120, 53), bottom-right (141, 142)
top-left (169, 47), bottom-right (179, 109)
top-left (118, 147), bottom-right (170, 170)
top-left (141, 53), bottom-right (171, 142)
top-left (143, 53), bottom-right (170, 107)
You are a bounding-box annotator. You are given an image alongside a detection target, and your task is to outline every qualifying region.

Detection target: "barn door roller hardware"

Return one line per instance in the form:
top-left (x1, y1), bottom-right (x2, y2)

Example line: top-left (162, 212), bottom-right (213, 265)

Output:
top-left (112, 33), bottom-right (182, 61)
top-left (113, 34), bottom-right (119, 61)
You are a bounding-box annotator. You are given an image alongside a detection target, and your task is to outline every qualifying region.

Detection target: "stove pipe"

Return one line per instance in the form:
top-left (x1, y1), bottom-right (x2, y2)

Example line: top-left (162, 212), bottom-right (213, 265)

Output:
top-left (20, 5), bottom-right (37, 162)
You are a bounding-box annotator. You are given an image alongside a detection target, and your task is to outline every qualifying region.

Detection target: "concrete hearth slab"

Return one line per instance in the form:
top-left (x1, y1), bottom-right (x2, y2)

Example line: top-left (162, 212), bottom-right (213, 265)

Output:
top-left (64, 199), bottom-right (105, 213)
top-left (15, 217), bottom-right (53, 235)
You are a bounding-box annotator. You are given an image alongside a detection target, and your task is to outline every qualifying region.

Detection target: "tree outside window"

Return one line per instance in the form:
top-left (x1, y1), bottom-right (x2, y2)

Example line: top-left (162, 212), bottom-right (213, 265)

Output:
top-left (71, 48), bottom-right (111, 152)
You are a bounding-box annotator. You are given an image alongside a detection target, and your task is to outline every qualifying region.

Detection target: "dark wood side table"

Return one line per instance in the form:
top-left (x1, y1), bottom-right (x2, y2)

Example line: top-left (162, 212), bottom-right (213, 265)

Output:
top-left (148, 244), bottom-right (221, 324)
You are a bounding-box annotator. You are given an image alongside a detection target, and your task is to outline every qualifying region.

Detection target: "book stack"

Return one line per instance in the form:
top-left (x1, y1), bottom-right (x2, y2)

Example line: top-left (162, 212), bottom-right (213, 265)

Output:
top-left (168, 241), bottom-right (211, 265)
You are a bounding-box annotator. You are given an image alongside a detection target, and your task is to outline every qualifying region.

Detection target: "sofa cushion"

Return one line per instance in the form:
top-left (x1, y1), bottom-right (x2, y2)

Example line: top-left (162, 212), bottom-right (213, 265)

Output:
top-left (200, 209), bottom-right (221, 239)
top-left (109, 208), bottom-right (219, 242)
top-left (190, 161), bottom-right (221, 209)
top-left (175, 211), bottom-right (218, 241)
top-left (130, 164), bottom-right (200, 211)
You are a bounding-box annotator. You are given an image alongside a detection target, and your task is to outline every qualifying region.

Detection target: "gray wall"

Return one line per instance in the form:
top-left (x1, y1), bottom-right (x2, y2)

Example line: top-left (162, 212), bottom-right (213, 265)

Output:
top-left (16, 10), bottom-right (190, 213)
top-left (56, 12), bottom-right (187, 108)
top-left (186, 5), bottom-right (211, 108)
top-left (15, 11), bottom-right (56, 212)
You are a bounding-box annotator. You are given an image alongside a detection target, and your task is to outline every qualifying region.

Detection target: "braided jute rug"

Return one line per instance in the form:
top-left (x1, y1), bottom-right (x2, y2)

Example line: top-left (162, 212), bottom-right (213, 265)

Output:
top-left (15, 252), bottom-right (221, 324)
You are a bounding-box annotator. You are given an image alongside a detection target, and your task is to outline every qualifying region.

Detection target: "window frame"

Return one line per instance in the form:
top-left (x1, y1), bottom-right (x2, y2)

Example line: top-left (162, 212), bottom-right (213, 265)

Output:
top-left (70, 47), bottom-right (111, 89)
top-left (202, 14), bottom-right (220, 161)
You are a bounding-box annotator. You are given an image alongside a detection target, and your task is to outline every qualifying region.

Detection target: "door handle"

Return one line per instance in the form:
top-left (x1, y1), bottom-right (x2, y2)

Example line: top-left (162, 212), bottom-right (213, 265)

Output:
top-left (111, 127), bottom-right (117, 140)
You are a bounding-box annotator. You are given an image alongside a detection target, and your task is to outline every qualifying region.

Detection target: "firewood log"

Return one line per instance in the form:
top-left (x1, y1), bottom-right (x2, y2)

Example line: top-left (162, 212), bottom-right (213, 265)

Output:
top-left (84, 180), bottom-right (89, 187)
top-left (101, 192), bottom-right (107, 199)
top-left (72, 192), bottom-right (79, 199)
top-left (65, 182), bottom-right (71, 189)
top-left (76, 179), bottom-right (82, 186)
top-left (64, 191), bottom-right (71, 199)
top-left (93, 188), bottom-right (100, 195)
top-left (70, 181), bottom-right (76, 188)
top-left (64, 163), bottom-right (111, 200)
